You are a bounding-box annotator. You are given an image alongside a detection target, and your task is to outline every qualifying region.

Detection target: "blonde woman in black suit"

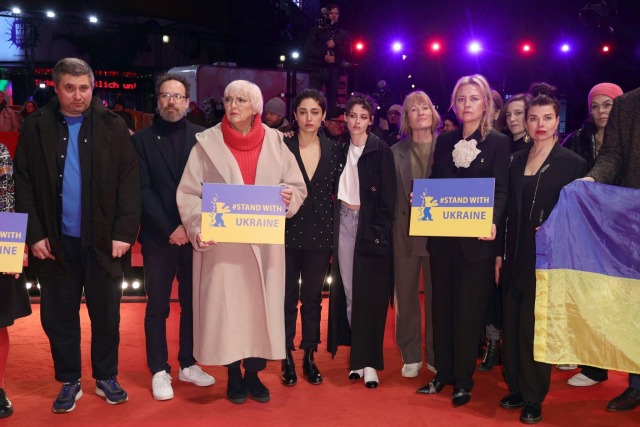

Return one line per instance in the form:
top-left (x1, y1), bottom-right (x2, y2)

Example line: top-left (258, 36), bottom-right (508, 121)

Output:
top-left (417, 75), bottom-right (510, 407)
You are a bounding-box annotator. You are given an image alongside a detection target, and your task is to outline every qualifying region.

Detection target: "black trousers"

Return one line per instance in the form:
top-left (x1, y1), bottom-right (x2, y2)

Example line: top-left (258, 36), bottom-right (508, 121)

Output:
top-left (431, 238), bottom-right (494, 391)
top-left (284, 248), bottom-right (331, 351)
top-left (483, 285), bottom-right (503, 330)
top-left (309, 68), bottom-right (340, 108)
top-left (143, 243), bottom-right (195, 374)
top-left (38, 236), bottom-right (122, 382)
top-left (226, 358), bottom-right (266, 372)
top-left (580, 365), bottom-right (608, 381)
top-left (502, 258), bottom-right (551, 405)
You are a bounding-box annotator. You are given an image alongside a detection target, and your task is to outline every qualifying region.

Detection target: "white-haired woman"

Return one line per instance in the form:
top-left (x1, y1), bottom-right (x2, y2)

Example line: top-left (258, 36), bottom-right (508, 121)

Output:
top-left (177, 80), bottom-right (307, 404)
top-left (391, 91), bottom-right (440, 379)
top-left (417, 75), bottom-right (510, 407)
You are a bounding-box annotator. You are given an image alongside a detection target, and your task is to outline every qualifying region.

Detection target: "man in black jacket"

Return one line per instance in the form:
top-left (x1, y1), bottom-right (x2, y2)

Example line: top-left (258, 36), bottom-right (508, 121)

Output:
top-left (14, 58), bottom-right (140, 413)
top-left (304, 4), bottom-right (351, 108)
top-left (132, 74), bottom-right (214, 401)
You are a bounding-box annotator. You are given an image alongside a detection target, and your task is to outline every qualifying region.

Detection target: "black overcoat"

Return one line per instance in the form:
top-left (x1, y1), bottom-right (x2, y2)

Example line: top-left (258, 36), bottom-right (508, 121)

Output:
top-left (14, 96), bottom-right (140, 278)
top-left (500, 143), bottom-right (588, 291)
top-left (132, 116), bottom-right (203, 248)
top-left (327, 133), bottom-right (396, 370)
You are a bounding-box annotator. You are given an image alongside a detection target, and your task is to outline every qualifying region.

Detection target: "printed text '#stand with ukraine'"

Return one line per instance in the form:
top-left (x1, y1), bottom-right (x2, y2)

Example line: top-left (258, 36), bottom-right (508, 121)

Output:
top-left (409, 178), bottom-right (495, 238)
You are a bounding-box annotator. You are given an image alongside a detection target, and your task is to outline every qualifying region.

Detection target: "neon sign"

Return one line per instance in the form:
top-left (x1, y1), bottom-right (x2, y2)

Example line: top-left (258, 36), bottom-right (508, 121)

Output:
top-left (34, 79), bottom-right (137, 90)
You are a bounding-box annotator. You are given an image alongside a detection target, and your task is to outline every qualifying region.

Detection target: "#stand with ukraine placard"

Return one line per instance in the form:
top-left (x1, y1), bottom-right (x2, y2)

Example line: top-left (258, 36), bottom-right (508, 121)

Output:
top-left (201, 183), bottom-right (287, 244)
top-left (0, 212), bottom-right (27, 273)
top-left (409, 178), bottom-right (495, 237)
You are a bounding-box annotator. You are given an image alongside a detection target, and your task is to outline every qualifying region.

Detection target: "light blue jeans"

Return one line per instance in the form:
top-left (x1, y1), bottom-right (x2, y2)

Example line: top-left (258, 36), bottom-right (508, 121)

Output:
top-left (338, 204), bottom-right (359, 326)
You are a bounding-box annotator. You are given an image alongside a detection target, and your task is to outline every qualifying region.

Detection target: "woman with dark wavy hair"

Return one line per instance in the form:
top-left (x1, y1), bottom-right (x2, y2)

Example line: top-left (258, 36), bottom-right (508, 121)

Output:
top-left (499, 83), bottom-right (587, 424)
top-left (327, 93), bottom-right (396, 389)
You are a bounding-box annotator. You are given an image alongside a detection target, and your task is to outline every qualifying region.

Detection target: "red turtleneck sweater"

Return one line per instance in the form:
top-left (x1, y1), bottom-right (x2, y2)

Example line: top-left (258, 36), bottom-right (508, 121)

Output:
top-left (221, 114), bottom-right (266, 185)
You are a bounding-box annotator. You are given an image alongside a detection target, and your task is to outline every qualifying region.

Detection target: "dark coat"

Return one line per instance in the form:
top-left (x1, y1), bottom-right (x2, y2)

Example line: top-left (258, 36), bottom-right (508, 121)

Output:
top-left (562, 121), bottom-right (599, 170)
top-left (132, 116), bottom-right (203, 248)
top-left (14, 96), bottom-right (140, 278)
top-left (427, 128), bottom-right (511, 262)
top-left (305, 25), bottom-right (351, 67)
top-left (284, 134), bottom-right (340, 251)
top-left (391, 137), bottom-right (435, 257)
top-left (587, 87), bottom-right (640, 189)
top-left (327, 133), bottom-right (396, 370)
top-left (500, 143), bottom-right (588, 291)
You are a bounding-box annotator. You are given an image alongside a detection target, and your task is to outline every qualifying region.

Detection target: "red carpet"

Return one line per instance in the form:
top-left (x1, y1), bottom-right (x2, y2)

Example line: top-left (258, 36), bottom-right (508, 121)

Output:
top-left (1, 300), bottom-right (638, 427)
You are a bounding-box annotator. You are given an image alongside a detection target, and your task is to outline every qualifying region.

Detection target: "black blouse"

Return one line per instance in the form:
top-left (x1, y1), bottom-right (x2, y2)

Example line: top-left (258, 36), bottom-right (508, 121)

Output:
top-left (284, 134), bottom-right (340, 251)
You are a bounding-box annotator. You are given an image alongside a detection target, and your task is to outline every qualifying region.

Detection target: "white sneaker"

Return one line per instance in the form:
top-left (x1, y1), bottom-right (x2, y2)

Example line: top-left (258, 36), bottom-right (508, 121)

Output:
top-left (556, 364), bottom-right (578, 371)
top-left (401, 362), bottom-right (423, 378)
top-left (179, 365), bottom-right (215, 387)
top-left (152, 371), bottom-right (174, 401)
top-left (567, 373), bottom-right (599, 387)
top-left (363, 367), bottom-right (379, 388)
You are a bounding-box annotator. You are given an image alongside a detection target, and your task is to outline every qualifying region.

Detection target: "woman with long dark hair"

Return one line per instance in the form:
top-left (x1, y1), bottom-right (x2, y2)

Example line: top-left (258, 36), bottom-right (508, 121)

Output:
top-left (480, 92), bottom-right (534, 372)
top-left (281, 89), bottom-right (340, 386)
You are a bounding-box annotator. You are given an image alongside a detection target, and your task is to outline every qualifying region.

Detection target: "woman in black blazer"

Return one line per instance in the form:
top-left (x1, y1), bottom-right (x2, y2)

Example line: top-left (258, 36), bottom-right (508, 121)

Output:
top-left (417, 74), bottom-right (510, 406)
top-left (498, 84), bottom-right (588, 424)
top-left (282, 89), bottom-right (340, 386)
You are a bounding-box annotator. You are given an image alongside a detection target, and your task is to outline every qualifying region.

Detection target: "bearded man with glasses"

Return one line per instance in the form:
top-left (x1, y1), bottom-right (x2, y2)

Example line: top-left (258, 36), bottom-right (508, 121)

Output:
top-left (132, 73), bottom-right (215, 401)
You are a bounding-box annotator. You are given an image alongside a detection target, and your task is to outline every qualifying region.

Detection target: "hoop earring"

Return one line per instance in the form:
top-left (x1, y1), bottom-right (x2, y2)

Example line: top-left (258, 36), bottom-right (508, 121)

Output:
top-left (523, 131), bottom-right (530, 143)
top-left (321, 120), bottom-right (326, 128)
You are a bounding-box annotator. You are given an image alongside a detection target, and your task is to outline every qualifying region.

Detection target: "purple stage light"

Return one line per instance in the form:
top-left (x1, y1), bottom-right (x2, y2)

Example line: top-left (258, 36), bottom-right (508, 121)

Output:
top-left (392, 42), bottom-right (403, 53)
top-left (468, 41), bottom-right (482, 54)
top-left (561, 44), bottom-right (571, 53)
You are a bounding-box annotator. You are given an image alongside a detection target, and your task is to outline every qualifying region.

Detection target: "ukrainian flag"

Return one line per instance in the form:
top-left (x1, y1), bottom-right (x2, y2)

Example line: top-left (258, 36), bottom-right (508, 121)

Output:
top-left (534, 180), bottom-right (640, 374)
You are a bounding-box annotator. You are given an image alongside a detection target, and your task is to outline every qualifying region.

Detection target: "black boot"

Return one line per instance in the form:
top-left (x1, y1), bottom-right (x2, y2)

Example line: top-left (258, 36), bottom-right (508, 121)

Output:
top-left (281, 349), bottom-right (297, 386)
top-left (478, 339), bottom-right (501, 371)
top-left (477, 330), bottom-right (486, 359)
top-left (302, 348), bottom-right (323, 385)
top-left (0, 388), bottom-right (13, 419)
top-left (244, 371), bottom-right (271, 403)
top-left (227, 365), bottom-right (247, 404)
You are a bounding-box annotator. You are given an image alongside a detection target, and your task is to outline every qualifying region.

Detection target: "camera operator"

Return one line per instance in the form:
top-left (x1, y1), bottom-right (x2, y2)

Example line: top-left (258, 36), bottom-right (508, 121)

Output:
top-left (304, 4), bottom-right (351, 108)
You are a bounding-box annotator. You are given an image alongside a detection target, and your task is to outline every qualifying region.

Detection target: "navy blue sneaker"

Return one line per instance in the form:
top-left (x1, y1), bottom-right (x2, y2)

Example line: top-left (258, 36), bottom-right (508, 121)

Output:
top-left (52, 381), bottom-right (83, 413)
top-left (95, 377), bottom-right (128, 405)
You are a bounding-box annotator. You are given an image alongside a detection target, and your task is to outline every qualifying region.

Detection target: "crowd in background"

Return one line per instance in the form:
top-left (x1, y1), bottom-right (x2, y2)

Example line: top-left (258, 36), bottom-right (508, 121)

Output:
top-left (0, 52), bottom-right (638, 426)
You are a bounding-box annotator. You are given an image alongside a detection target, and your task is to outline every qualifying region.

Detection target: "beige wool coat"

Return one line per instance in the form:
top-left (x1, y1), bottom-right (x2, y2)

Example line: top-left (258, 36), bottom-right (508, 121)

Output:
top-left (177, 123), bottom-right (307, 365)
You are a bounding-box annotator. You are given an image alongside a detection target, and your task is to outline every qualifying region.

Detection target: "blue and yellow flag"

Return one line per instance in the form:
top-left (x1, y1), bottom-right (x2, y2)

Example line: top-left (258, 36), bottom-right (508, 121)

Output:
top-left (534, 180), bottom-right (640, 373)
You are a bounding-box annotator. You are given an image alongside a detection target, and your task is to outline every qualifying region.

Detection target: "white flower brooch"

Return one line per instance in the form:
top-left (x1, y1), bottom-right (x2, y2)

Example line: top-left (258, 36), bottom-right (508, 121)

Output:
top-left (452, 139), bottom-right (481, 168)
